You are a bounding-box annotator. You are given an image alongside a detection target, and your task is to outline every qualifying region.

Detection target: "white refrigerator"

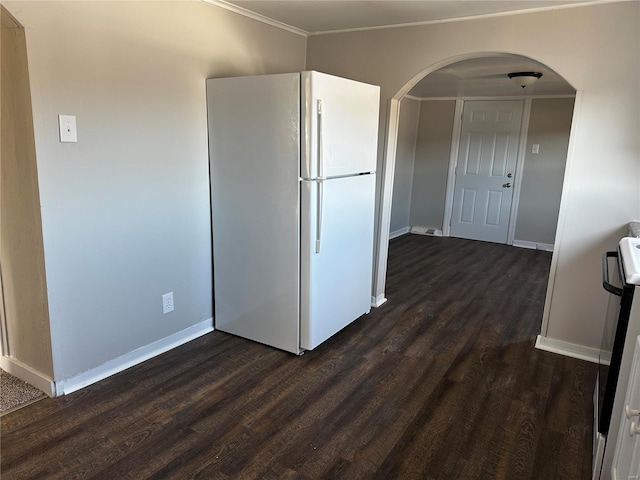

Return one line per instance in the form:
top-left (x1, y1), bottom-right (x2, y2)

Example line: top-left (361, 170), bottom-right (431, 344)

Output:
top-left (206, 71), bottom-right (380, 354)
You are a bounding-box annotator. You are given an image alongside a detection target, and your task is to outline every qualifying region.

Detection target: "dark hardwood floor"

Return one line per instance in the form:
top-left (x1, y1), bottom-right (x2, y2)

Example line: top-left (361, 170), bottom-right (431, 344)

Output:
top-left (1, 235), bottom-right (597, 479)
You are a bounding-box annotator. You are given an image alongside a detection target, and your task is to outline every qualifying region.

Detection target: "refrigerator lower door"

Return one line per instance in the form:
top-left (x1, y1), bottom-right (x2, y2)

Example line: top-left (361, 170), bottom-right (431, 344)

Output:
top-left (301, 174), bottom-right (376, 350)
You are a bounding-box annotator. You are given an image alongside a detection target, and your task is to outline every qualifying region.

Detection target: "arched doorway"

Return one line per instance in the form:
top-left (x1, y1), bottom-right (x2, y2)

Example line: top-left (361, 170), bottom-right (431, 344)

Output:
top-left (373, 52), bottom-right (579, 317)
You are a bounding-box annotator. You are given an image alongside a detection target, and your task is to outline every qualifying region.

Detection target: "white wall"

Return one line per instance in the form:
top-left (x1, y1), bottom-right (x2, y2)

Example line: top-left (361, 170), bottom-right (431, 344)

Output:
top-left (515, 98), bottom-right (574, 246)
top-left (389, 97), bottom-right (419, 235)
top-left (4, 1), bottom-right (306, 384)
top-left (307, 1), bottom-right (640, 352)
top-left (409, 100), bottom-right (455, 231)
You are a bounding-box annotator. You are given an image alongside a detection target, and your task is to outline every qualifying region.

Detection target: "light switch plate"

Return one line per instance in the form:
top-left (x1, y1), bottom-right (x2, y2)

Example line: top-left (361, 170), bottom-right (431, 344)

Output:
top-left (59, 115), bottom-right (77, 143)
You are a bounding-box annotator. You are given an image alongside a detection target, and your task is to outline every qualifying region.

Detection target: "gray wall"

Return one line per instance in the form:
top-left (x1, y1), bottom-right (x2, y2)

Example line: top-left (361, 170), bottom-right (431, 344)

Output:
top-left (396, 97), bottom-right (572, 244)
top-left (409, 100), bottom-right (455, 230)
top-left (389, 98), bottom-right (419, 234)
top-left (306, 1), bottom-right (640, 350)
top-left (514, 98), bottom-right (574, 245)
top-left (3, 1), bottom-right (306, 382)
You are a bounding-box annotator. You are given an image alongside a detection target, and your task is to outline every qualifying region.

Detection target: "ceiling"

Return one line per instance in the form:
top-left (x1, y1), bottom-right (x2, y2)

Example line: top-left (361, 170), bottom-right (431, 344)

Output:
top-left (222, 0), bottom-right (602, 35)
top-left (408, 55), bottom-right (576, 98)
top-left (216, 0), bottom-right (586, 97)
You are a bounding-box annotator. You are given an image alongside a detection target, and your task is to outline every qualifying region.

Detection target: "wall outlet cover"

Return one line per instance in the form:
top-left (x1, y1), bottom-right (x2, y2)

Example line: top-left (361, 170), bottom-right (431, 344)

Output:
top-left (162, 292), bottom-right (174, 314)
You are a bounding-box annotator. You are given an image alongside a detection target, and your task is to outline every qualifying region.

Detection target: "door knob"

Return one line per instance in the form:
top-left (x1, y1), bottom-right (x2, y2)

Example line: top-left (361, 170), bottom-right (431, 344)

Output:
top-left (503, 183), bottom-right (512, 188)
top-left (630, 421), bottom-right (640, 436)
top-left (507, 173), bottom-right (513, 178)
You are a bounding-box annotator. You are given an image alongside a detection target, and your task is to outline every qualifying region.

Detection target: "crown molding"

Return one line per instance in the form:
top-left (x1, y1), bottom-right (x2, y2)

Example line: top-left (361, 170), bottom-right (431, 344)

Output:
top-left (308, 0), bottom-right (622, 36)
top-left (202, 0), bottom-right (621, 38)
top-left (201, 0), bottom-right (309, 37)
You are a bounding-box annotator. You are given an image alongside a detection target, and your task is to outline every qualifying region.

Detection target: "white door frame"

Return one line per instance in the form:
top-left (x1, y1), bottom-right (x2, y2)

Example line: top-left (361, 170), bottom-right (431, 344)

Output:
top-left (441, 97), bottom-right (532, 244)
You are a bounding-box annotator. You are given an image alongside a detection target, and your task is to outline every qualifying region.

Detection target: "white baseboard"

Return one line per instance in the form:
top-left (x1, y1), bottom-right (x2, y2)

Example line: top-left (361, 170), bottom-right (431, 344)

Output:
top-left (371, 294), bottom-right (387, 308)
top-left (56, 318), bottom-right (214, 396)
top-left (410, 226), bottom-right (443, 236)
top-left (535, 335), bottom-right (600, 364)
top-left (513, 240), bottom-right (554, 252)
top-left (389, 226), bottom-right (410, 239)
top-left (0, 356), bottom-right (55, 397)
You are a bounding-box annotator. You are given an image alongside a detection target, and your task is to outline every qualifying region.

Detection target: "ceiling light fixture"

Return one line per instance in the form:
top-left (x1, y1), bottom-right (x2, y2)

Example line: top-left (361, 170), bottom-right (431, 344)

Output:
top-left (507, 72), bottom-right (543, 89)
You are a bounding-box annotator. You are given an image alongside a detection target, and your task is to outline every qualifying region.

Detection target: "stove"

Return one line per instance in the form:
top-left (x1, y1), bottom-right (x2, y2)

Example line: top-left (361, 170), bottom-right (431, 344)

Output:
top-left (593, 234), bottom-right (640, 479)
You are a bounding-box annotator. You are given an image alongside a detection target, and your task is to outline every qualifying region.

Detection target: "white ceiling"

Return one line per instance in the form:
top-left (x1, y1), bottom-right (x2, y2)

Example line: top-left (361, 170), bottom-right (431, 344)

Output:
top-left (216, 0), bottom-right (585, 97)
top-left (222, 0), bottom-right (602, 34)
top-left (408, 55), bottom-right (576, 98)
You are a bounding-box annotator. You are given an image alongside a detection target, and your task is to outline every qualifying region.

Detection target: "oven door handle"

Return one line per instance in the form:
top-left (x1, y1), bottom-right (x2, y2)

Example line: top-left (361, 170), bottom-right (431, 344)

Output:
top-left (603, 251), bottom-right (623, 296)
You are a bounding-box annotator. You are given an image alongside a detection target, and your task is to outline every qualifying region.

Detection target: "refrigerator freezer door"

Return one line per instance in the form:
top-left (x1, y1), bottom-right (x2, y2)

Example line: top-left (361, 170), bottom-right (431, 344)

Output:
top-left (301, 71), bottom-right (380, 179)
top-left (207, 73), bottom-right (302, 354)
top-left (300, 174), bottom-right (376, 350)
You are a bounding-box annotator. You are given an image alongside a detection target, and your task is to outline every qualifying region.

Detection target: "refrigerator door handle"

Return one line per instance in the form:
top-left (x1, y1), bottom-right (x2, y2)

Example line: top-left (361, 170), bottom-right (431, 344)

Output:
top-left (316, 179), bottom-right (324, 253)
top-left (317, 99), bottom-right (324, 180)
top-left (315, 99), bottom-right (324, 254)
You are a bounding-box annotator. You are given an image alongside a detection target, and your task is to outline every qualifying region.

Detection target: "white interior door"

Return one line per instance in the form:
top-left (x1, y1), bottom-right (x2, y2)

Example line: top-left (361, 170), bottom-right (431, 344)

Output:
top-left (449, 100), bottom-right (524, 244)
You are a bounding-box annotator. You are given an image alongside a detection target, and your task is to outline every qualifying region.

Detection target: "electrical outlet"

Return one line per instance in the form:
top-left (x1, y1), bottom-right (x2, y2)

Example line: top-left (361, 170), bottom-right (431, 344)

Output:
top-left (162, 292), bottom-right (174, 314)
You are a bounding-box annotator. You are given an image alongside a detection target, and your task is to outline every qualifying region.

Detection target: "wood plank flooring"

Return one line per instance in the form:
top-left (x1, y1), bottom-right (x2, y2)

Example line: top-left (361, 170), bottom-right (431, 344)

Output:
top-left (1, 235), bottom-right (597, 479)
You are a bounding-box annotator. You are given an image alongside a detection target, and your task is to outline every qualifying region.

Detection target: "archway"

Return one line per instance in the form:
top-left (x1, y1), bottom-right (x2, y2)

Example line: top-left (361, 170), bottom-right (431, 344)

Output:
top-left (373, 52), bottom-right (580, 342)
